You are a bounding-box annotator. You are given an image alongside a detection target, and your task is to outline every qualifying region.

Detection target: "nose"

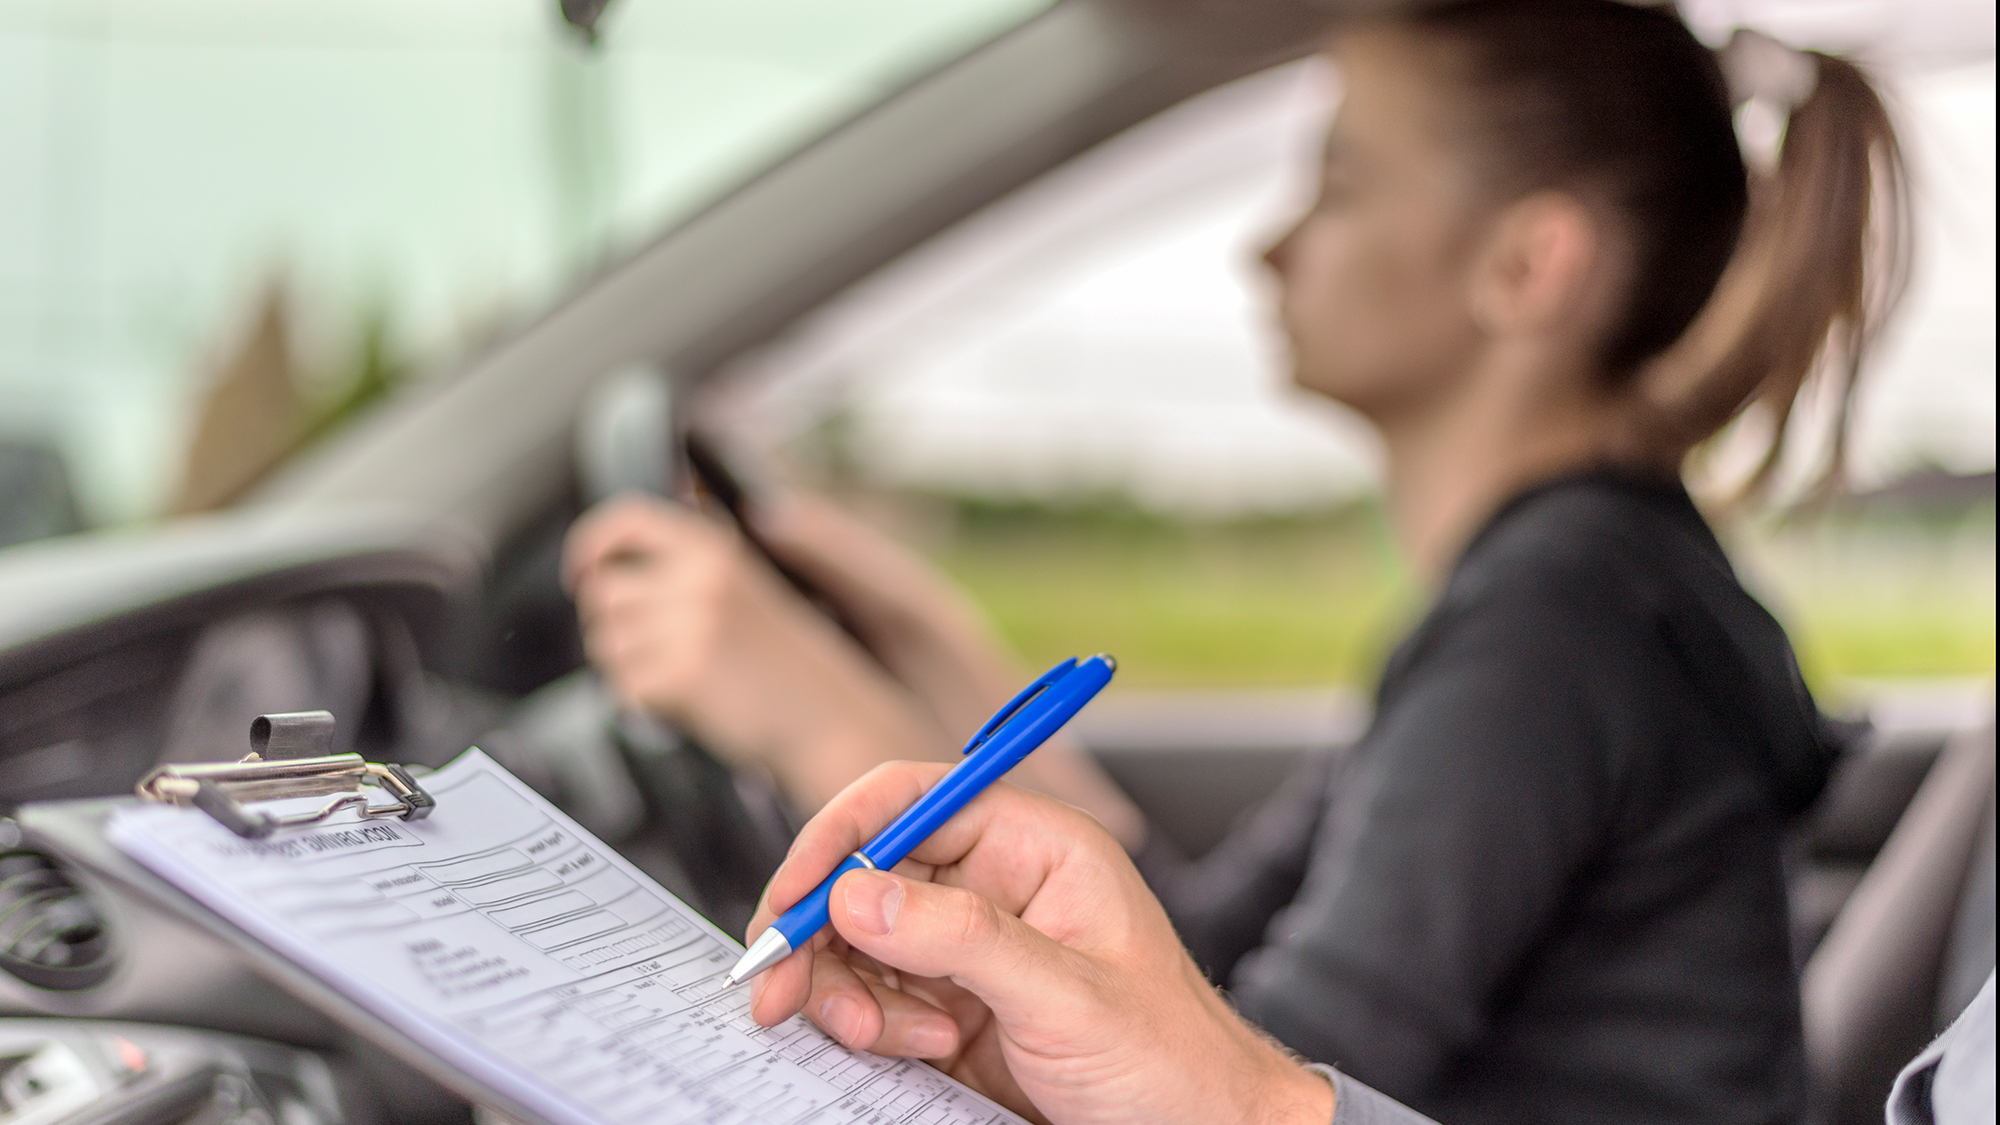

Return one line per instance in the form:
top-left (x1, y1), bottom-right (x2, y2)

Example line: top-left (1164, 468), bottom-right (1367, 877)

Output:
top-left (1262, 219), bottom-right (1300, 277)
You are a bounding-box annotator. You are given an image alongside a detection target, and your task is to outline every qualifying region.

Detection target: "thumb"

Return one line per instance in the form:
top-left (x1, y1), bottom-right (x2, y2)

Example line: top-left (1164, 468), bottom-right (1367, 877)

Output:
top-left (829, 869), bottom-right (1094, 1024)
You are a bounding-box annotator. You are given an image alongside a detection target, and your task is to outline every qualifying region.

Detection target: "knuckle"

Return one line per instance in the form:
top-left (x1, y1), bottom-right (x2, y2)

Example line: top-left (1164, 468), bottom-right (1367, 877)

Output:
top-left (678, 610), bottom-right (722, 662)
top-left (866, 761), bottom-right (923, 788)
top-left (941, 887), bottom-right (997, 949)
top-left (654, 650), bottom-right (696, 692)
top-left (683, 549), bottom-right (737, 603)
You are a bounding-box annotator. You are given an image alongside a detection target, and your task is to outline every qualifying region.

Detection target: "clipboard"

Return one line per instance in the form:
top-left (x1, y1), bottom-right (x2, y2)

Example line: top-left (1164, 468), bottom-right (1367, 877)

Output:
top-left (13, 709), bottom-right (598, 1123)
top-left (19, 713), bottom-right (1026, 1125)
top-left (18, 798), bottom-right (550, 1125)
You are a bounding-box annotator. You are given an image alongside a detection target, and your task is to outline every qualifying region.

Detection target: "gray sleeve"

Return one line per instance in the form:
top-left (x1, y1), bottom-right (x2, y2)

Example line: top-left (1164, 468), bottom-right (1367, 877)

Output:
top-left (1887, 971), bottom-right (1995, 1125)
top-left (1308, 1065), bottom-right (1442, 1125)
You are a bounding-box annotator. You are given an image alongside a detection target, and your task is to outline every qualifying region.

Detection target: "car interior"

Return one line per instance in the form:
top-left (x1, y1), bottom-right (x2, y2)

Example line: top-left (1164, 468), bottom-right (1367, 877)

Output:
top-left (0, 1), bottom-right (1990, 1122)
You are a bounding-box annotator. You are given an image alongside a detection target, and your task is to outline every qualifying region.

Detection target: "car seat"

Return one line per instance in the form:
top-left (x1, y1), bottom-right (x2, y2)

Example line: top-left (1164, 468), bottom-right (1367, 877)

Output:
top-left (1801, 718), bottom-right (1997, 1125)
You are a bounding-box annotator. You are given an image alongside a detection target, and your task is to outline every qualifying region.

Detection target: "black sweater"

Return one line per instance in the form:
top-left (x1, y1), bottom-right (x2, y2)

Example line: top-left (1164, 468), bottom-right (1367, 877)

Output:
top-left (1142, 471), bottom-right (1838, 1125)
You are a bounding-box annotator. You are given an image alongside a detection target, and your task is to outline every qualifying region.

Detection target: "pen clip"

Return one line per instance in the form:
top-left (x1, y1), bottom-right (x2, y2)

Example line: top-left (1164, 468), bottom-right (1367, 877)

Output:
top-left (962, 657), bottom-right (1077, 755)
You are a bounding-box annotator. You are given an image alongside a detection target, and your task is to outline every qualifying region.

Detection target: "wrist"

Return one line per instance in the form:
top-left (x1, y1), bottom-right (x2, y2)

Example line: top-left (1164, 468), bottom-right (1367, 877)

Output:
top-left (776, 674), bottom-right (948, 811)
top-left (1208, 994), bottom-right (1331, 1125)
top-left (1170, 957), bottom-right (1329, 1125)
top-left (1251, 1060), bottom-right (1334, 1125)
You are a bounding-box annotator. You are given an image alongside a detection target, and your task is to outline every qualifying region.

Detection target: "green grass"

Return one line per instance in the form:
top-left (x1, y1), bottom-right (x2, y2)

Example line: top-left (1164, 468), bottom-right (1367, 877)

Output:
top-left (921, 498), bottom-right (1996, 693)
top-left (1734, 508), bottom-right (1998, 690)
top-left (932, 500), bottom-right (1417, 689)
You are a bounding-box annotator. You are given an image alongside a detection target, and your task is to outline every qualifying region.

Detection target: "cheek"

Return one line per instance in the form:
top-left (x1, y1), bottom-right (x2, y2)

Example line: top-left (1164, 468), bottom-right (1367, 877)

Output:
top-left (1280, 210), bottom-right (1480, 411)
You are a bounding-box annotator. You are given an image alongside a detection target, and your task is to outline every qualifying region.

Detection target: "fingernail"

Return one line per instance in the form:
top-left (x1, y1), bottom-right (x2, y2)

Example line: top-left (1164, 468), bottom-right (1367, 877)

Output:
top-left (843, 872), bottom-right (903, 936)
top-left (820, 996), bottom-right (863, 1046)
top-left (909, 1021), bottom-right (955, 1058)
top-left (750, 972), bottom-right (769, 1008)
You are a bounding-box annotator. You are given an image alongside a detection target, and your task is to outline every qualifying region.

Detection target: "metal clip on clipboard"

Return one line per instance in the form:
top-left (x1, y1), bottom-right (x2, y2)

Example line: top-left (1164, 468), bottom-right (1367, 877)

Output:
top-left (134, 711), bottom-right (436, 840)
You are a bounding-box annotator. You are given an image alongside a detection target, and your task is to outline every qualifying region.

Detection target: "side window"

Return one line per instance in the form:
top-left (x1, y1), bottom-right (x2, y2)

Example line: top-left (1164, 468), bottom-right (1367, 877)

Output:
top-left (709, 56), bottom-right (1996, 705)
top-left (714, 61), bottom-right (1414, 700)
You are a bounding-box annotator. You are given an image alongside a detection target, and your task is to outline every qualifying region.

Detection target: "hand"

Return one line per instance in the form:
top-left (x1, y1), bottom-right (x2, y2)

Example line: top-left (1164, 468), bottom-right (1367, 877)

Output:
top-left (562, 495), bottom-right (949, 811)
top-left (746, 762), bottom-right (1334, 1125)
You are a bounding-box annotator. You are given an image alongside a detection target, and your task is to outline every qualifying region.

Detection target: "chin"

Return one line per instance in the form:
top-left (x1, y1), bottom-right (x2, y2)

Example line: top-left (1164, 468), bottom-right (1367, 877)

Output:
top-left (1290, 363), bottom-right (1368, 413)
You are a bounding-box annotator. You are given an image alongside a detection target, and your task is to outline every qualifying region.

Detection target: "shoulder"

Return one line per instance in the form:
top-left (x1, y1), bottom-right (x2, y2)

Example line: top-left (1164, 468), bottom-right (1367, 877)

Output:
top-left (1407, 473), bottom-right (1723, 672)
top-left (1450, 472), bottom-right (1724, 616)
top-left (1371, 477), bottom-right (1711, 750)
top-left (1891, 973), bottom-right (1997, 1125)
top-left (1375, 471), bottom-right (1769, 744)
top-left (1380, 469), bottom-right (1832, 811)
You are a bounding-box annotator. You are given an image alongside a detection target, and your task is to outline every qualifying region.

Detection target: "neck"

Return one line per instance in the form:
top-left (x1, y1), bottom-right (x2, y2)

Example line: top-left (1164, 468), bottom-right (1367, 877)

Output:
top-left (1375, 349), bottom-right (1640, 587)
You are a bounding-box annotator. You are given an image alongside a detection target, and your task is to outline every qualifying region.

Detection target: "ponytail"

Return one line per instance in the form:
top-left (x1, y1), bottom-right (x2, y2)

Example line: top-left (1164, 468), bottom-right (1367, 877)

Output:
top-left (1385, 2), bottom-right (1911, 505)
top-left (1638, 39), bottom-right (1911, 502)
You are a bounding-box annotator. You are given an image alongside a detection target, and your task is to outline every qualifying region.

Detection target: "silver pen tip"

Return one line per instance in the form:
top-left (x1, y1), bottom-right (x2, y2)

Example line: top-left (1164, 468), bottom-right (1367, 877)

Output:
top-left (726, 928), bottom-right (796, 988)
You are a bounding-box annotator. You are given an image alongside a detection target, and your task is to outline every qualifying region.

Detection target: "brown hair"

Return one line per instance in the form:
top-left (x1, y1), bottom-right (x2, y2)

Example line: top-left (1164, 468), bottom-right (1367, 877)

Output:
top-left (1395, 0), bottom-right (1909, 501)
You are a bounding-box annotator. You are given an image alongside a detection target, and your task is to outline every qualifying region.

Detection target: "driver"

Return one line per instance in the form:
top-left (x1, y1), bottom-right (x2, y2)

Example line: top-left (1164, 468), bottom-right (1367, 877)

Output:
top-left (564, 1), bottom-right (1910, 1120)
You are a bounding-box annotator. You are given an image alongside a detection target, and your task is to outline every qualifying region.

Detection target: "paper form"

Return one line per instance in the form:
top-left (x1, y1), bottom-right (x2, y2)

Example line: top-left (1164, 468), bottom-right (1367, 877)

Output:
top-left (107, 749), bottom-right (1026, 1125)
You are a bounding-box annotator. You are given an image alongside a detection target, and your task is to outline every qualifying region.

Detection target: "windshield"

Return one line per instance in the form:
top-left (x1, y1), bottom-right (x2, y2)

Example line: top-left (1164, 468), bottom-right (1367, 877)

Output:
top-left (0, 0), bottom-right (1047, 530)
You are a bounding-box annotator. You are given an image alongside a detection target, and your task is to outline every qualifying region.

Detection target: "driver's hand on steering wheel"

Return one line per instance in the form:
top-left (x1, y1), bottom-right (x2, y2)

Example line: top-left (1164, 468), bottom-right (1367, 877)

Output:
top-left (563, 494), bottom-right (950, 812)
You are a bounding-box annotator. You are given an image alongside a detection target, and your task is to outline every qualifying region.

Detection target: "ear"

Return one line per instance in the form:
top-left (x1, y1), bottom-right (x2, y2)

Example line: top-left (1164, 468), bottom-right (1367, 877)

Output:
top-left (1467, 192), bottom-right (1605, 338)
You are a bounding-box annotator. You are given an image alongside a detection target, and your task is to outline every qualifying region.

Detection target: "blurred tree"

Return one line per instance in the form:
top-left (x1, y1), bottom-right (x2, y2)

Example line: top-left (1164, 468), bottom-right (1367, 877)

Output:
top-left (294, 302), bottom-right (410, 453)
top-left (170, 283), bottom-right (412, 515)
top-left (169, 284), bottom-right (303, 514)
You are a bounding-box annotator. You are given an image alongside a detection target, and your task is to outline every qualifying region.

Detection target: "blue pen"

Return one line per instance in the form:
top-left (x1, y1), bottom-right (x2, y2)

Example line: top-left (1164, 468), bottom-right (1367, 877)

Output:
top-left (723, 653), bottom-right (1117, 987)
